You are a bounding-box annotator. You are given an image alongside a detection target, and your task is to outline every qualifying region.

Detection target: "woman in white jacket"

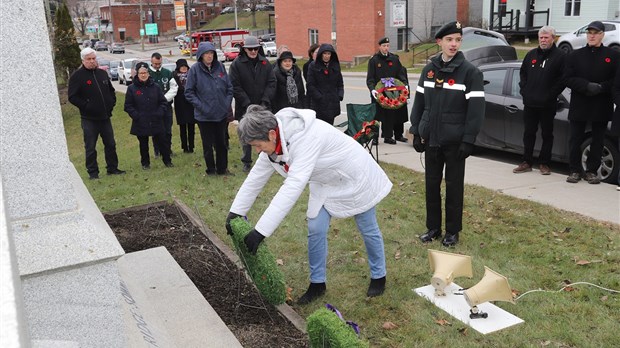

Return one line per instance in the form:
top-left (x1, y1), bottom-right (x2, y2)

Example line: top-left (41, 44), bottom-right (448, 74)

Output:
top-left (226, 105), bottom-right (392, 304)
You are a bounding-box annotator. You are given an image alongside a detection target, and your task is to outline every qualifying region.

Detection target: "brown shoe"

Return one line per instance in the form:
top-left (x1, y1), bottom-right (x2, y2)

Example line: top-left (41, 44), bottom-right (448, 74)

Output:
top-left (584, 172), bottom-right (600, 184)
top-left (566, 172), bottom-right (582, 183)
top-left (539, 164), bottom-right (551, 175)
top-left (513, 162), bottom-right (532, 174)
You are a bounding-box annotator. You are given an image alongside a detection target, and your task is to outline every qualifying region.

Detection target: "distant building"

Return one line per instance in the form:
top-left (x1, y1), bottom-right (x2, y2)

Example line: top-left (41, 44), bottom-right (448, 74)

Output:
top-left (100, 1), bottom-right (219, 43)
top-left (274, 0), bottom-right (482, 63)
top-left (482, 0), bottom-right (620, 36)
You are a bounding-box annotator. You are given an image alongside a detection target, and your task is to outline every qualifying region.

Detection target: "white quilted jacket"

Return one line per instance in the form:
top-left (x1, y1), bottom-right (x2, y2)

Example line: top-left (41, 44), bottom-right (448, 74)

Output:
top-left (230, 108), bottom-right (392, 237)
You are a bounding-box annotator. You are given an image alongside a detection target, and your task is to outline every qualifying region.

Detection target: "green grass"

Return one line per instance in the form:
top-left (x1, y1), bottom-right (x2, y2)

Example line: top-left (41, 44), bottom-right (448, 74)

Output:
top-left (201, 11), bottom-right (272, 30)
top-left (63, 95), bottom-right (619, 347)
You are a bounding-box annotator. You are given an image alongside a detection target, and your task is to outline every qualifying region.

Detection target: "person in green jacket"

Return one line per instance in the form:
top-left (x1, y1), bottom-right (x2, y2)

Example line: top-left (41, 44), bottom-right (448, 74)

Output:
top-left (149, 52), bottom-right (178, 157)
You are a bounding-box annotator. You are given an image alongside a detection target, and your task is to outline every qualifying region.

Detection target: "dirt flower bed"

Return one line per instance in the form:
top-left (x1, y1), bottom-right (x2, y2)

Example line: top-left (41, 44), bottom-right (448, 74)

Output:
top-left (105, 202), bottom-right (309, 348)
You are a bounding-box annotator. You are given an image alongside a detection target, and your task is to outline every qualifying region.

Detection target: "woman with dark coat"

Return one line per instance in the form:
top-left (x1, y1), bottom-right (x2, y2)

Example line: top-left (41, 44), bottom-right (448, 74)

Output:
top-left (173, 59), bottom-right (196, 153)
top-left (124, 62), bottom-right (173, 169)
top-left (306, 44), bottom-right (344, 125)
top-left (272, 51), bottom-right (306, 113)
top-left (302, 43), bottom-right (319, 83)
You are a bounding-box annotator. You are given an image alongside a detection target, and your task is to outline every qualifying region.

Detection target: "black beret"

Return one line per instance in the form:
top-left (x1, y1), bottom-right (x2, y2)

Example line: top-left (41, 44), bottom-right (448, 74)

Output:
top-left (435, 21), bottom-right (463, 39)
top-left (378, 37), bottom-right (389, 45)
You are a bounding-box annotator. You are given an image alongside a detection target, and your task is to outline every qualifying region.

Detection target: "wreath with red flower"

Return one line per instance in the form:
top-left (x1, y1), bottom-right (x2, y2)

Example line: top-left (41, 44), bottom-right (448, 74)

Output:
top-left (352, 120), bottom-right (379, 143)
top-left (374, 78), bottom-right (408, 110)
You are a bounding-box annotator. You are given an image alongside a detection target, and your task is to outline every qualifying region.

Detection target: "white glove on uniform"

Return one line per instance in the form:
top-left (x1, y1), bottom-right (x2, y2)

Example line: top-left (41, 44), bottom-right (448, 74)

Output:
top-left (371, 90), bottom-right (379, 99)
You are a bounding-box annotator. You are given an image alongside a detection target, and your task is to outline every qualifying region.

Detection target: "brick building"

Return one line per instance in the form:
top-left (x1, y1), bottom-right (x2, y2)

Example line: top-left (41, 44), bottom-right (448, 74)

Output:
top-left (274, 0), bottom-right (482, 62)
top-left (100, 1), bottom-right (220, 42)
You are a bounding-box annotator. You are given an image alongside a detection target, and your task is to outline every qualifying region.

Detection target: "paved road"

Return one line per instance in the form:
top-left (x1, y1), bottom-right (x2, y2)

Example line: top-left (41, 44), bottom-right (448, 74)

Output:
top-left (97, 43), bottom-right (620, 225)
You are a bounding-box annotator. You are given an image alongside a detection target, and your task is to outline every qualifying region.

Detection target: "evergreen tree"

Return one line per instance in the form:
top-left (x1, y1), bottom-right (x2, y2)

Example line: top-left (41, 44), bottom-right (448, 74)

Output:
top-left (53, 1), bottom-right (81, 83)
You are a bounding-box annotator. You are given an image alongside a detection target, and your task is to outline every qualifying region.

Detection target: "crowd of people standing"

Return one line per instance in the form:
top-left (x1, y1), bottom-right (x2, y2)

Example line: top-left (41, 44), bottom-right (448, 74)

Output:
top-left (68, 24), bottom-right (619, 304)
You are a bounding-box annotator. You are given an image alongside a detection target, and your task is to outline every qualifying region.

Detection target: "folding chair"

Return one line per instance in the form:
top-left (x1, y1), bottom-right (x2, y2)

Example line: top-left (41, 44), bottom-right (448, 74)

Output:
top-left (341, 103), bottom-right (379, 162)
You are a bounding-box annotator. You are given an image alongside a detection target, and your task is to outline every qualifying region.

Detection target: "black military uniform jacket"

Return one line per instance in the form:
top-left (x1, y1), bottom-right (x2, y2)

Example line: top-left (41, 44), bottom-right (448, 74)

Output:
top-left (410, 51), bottom-right (485, 146)
top-left (564, 44), bottom-right (620, 122)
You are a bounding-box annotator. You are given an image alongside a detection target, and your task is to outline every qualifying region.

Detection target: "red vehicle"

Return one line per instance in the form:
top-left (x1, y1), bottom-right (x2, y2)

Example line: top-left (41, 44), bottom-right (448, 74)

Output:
top-left (190, 29), bottom-right (250, 54)
top-left (223, 47), bottom-right (240, 61)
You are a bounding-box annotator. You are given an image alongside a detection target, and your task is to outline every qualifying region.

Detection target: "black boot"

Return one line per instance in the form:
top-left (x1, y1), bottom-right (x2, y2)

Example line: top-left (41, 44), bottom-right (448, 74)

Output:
top-left (419, 229), bottom-right (442, 243)
top-left (297, 282), bottom-right (326, 305)
top-left (442, 232), bottom-right (459, 247)
top-left (367, 276), bottom-right (386, 297)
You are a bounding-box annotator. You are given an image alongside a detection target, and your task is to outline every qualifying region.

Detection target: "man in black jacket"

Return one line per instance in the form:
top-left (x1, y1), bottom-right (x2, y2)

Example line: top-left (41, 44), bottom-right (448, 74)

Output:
top-left (564, 21), bottom-right (620, 184)
top-left (514, 26), bottom-right (565, 175)
top-left (68, 48), bottom-right (125, 179)
top-left (410, 21), bottom-right (485, 247)
top-left (229, 36), bottom-right (276, 172)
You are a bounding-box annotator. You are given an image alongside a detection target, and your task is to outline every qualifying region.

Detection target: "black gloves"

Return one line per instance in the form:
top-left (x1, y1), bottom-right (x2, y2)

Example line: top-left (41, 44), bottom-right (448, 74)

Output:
top-left (585, 82), bottom-right (603, 96)
top-left (244, 229), bottom-right (265, 255)
top-left (413, 136), bottom-right (426, 153)
top-left (225, 212), bottom-right (241, 235)
top-left (457, 142), bottom-right (474, 160)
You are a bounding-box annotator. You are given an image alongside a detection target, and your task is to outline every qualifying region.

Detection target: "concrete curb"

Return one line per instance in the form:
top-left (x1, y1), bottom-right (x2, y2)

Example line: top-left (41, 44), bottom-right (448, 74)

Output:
top-left (173, 199), bottom-right (308, 334)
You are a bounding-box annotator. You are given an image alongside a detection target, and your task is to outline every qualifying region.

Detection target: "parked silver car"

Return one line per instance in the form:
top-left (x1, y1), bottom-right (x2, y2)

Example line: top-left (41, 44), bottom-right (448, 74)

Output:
top-left (476, 61), bottom-right (619, 183)
top-left (557, 20), bottom-right (620, 53)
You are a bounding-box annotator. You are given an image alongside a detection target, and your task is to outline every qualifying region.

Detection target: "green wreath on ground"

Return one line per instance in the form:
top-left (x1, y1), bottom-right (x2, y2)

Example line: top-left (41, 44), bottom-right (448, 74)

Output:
top-left (229, 218), bottom-right (286, 305)
top-left (307, 305), bottom-right (369, 348)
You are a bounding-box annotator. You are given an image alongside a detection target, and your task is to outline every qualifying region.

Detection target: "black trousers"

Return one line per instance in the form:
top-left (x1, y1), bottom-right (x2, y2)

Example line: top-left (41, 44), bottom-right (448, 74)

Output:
top-left (378, 107), bottom-right (406, 139)
top-left (153, 105), bottom-right (173, 155)
top-left (81, 118), bottom-right (119, 176)
top-left (568, 120), bottom-right (607, 173)
top-left (197, 119), bottom-right (228, 174)
top-left (138, 134), bottom-right (171, 166)
top-left (179, 123), bottom-right (195, 151)
top-left (523, 105), bottom-right (556, 165)
top-left (424, 145), bottom-right (466, 234)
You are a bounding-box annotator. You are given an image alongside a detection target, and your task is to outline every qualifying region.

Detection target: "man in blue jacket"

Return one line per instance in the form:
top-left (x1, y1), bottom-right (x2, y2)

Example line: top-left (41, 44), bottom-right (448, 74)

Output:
top-left (185, 42), bottom-right (234, 175)
top-left (68, 47), bottom-right (125, 179)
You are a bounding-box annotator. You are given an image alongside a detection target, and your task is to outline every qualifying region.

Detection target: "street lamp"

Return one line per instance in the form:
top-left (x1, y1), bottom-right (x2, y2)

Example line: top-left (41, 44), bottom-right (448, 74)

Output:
top-left (108, 0), bottom-right (114, 44)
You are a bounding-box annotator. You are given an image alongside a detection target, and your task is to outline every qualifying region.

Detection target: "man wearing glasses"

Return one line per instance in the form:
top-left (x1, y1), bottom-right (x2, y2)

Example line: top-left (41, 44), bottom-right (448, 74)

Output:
top-left (564, 21), bottom-right (620, 184)
top-left (229, 36), bottom-right (276, 172)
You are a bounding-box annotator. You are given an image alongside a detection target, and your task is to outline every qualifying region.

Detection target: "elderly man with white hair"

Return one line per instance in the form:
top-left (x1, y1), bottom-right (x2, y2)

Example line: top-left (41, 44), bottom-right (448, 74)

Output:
top-left (68, 47), bottom-right (125, 179)
top-left (513, 25), bottom-right (566, 176)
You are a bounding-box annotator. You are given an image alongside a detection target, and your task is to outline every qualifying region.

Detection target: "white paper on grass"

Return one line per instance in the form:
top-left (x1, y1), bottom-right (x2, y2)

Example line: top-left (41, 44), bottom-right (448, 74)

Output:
top-left (413, 283), bottom-right (524, 334)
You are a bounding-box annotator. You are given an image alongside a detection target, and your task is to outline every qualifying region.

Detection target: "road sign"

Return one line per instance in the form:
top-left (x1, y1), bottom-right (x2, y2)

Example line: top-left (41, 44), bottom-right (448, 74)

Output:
top-left (140, 29), bottom-right (145, 36)
top-left (145, 23), bottom-right (158, 36)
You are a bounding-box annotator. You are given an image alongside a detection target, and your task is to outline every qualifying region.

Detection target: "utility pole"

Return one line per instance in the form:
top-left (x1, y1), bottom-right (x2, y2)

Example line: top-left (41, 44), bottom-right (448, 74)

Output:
top-left (187, 0), bottom-right (192, 58)
top-left (140, 0), bottom-right (144, 51)
top-left (108, 0), bottom-right (114, 44)
top-left (331, 0), bottom-right (337, 49)
top-left (234, 0), bottom-right (238, 30)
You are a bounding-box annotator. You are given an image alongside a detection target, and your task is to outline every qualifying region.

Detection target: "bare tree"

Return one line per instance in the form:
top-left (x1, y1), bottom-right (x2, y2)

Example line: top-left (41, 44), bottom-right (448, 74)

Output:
top-left (413, 0), bottom-right (437, 41)
top-left (241, 0), bottom-right (260, 28)
top-left (69, 0), bottom-right (97, 36)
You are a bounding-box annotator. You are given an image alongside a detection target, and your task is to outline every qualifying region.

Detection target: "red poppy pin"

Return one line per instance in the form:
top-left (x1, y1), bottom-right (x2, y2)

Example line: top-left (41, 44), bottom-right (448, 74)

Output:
top-left (427, 70), bottom-right (434, 79)
top-left (136, 90), bottom-right (142, 96)
top-left (86, 80), bottom-right (92, 85)
top-left (605, 57), bottom-right (611, 63)
top-left (388, 62), bottom-right (393, 66)
top-left (324, 70), bottom-right (329, 75)
top-left (262, 60), bottom-right (267, 65)
top-left (219, 72), bottom-right (224, 78)
top-left (531, 59), bottom-right (537, 64)
top-left (448, 79), bottom-right (455, 86)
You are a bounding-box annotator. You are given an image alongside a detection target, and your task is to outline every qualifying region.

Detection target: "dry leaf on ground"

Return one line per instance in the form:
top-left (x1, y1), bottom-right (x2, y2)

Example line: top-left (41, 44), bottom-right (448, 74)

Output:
top-left (434, 318), bottom-right (451, 326)
top-left (276, 258), bottom-right (284, 266)
top-left (382, 321), bottom-right (398, 330)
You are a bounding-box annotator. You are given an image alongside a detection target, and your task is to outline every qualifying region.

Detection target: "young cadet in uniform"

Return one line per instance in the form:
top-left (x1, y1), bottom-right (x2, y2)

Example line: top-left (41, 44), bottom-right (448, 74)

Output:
top-left (410, 21), bottom-right (485, 247)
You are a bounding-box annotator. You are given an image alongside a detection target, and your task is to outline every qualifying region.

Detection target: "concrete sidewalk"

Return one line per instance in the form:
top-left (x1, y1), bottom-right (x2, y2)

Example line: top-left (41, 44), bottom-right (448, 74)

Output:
top-left (374, 140), bottom-right (620, 225)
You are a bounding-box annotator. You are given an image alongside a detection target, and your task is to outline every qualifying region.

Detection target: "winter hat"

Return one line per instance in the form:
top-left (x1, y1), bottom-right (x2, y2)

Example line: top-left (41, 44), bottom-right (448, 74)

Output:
top-left (277, 51), bottom-right (296, 64)
top-left (135, 62), bottom-right (149, 74)
top-left (243, 36), bottom-right (261, 48)
top-left (176, 58), bottom-right (190, 70)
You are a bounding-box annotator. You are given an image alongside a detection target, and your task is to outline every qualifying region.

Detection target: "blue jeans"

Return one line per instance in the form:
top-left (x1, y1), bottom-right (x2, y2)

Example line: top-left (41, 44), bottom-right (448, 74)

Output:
top-left (307, 206), bottom-right (386, 283)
